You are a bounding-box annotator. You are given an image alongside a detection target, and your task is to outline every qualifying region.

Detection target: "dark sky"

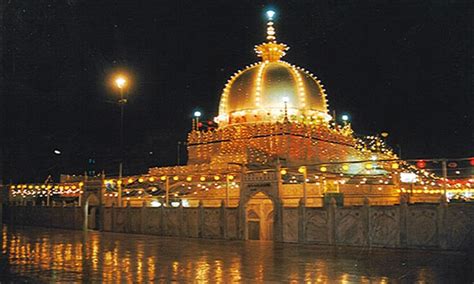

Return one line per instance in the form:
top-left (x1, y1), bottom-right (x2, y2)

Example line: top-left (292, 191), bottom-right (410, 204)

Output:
top-left (1, 0), bottom-right (473, 183)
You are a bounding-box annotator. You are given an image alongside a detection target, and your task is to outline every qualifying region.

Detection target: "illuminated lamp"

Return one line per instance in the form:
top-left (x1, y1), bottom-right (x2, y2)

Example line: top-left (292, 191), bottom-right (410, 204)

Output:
top-left (173, 176), bottom-right (179, 181)
top-left (227, 175), bottom-right (234, 180)
top-left (320, 166), bottom-right (327, 172)
top-left (365, 163), bottom-right (373, 170)
top-left (298, 166), bottom-right (306, 173)
top-left (280, 169), bottom-right (287, 175)
top-left (149, 177), bottom-right (155, 182)
top-left (416, 160), bottom-right (426, 169)
top-left (341, 164), bottom-right (349, 171)
top-left (186, 176), bottom-right (192, 182)
top-left (117, 180), bottom-right (122, 185)
top-left (138, 178), bottom-right (144, 183)
top-left (266, 10), bottom-right (276, 20)
top-left (128, 178), bottom-right (134, 184)
top-left (391, 162), bottom-right (399, 170)
top-left (160, 176), bottom-right (167, 181)
top-left (200, 176), bottom-right (206, 182)
top-left (214, 175), bottom-right (220, 181)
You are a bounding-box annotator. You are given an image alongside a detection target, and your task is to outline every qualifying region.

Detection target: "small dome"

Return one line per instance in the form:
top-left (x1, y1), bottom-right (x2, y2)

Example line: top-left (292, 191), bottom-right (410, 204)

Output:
top-left (216, 61), bottom-right (329, 126)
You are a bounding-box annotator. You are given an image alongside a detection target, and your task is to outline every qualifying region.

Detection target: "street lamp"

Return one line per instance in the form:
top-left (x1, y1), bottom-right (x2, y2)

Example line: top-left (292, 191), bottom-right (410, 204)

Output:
top-left (114, 74), bottom-right (128, 207)
top-left (341, 114), bottom-right (350, 123)
top-left (194, 111), bottom-right (202, 130)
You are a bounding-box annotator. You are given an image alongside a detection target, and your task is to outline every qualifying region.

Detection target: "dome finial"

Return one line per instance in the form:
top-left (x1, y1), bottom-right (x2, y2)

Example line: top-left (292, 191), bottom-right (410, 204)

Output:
top-left (254, 9), bottom-right (289, 62)
top-left (265, 10), bottom-right (277, 41)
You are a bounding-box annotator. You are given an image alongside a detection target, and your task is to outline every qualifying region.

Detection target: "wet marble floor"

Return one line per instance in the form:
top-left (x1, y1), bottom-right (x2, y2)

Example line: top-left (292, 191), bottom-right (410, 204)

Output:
top-left (0, 225), bottom-right (472, 282)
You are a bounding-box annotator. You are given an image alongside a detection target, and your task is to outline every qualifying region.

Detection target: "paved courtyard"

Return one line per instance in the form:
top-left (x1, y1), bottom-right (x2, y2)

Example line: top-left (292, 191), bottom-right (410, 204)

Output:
top-left (0, 225), bottom-right (472, 282)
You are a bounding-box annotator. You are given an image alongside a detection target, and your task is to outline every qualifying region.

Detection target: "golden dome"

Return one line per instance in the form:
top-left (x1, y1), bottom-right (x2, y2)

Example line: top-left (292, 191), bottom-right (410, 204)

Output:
top-left (215, 14), bottom-right (330, 126)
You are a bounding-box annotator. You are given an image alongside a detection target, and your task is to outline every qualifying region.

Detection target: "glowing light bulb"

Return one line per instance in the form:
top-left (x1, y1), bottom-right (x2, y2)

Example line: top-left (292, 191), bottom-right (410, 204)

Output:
top-left (266, 10), bottom-right (276, 20)
top-left (115, 77), bottom-right (126, 89)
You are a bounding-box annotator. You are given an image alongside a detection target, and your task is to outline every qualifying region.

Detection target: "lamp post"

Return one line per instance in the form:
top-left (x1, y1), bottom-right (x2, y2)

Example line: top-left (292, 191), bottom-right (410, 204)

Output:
top-left (194, 111), bottom-right (202, 130)
top-left (115, 75), bottom-right (127, 207)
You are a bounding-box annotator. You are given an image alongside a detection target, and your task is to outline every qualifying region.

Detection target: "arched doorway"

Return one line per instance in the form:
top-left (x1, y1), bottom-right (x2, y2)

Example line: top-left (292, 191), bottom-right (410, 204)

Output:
top-left (83, 194), bottom-right (100, 231)
top-left (245, 192), bottom-right (274, 240)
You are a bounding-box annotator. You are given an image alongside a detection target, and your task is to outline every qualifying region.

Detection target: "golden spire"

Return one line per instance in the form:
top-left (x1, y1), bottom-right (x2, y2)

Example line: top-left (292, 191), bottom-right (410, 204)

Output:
top-left (254, 10), bottom-right (289, 62)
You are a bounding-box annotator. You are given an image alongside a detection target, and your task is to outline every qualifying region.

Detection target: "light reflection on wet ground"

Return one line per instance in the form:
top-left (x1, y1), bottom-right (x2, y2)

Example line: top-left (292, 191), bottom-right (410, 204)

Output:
top-left (0, 225), bottom-right (472, 282)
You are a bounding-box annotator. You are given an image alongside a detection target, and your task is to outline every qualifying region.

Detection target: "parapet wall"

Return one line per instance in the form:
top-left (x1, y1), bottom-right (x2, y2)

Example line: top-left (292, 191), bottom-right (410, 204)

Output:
top-left (3, 201), bottom-right (473, 251)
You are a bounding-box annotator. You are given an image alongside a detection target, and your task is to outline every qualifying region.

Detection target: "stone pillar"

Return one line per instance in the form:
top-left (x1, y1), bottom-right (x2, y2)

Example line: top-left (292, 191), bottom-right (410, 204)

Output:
top-left (140, 200), bottom-right (147, 234)
top-left (399, 196), bottom-right (408, 248)
top-left (327, 197), bottom-right (336, 245)
top-left (198, 201), bottom-right (204, 238)
top-left (159, 204), bottom-right (165, 236)
top-left (437, 196), bottom-right (448, 249)
top-left (98, 203), bottom-right (105, 232)
top-left (73, 203), bottom-right (78, 230)
top-left (111, 203), bottom-right (115, 232)
top-left (298, 198), bottom-right (306, 243)
top-left (274, 200), bottom-right (284, 242)
top-left (178, 202), bottom-right (184, 237)
top-left (220, 200), bottom-right (227, 239)
top-left (125, 201), bottom-right (131, 233)
top-left (238, 201), bottom-right (245, 240)
top-left (362, 197), bottom-right (370, 247)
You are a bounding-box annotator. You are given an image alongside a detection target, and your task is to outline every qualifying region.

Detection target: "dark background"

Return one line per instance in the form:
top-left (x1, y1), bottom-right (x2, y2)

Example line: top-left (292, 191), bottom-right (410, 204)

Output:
top-left (1, 0), bottom-right (472, 183)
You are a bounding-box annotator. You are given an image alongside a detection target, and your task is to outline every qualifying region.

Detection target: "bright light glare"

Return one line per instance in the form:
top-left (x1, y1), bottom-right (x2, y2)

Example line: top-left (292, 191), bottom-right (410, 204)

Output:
top-left (341, 114), bottom-right (349, 121)
top-left (266, 10), bottom-right (276, 20)
top-left (151, 200), bottom-right (161, 207)
top-left (53, 149), bottom-right (61, 155)
top-left (400, 172), bottom-right (417, 183)
top-left (194, 111), bottom-right (202, 117)
top-left (115, 76), bottom-right (126, 89)
top-left (282, 96), bottom-right (289, 103)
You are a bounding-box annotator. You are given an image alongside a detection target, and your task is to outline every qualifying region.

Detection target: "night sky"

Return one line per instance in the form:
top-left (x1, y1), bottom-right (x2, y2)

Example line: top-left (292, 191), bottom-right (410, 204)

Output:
top-left (2, 0), bottom-right (472, 183)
